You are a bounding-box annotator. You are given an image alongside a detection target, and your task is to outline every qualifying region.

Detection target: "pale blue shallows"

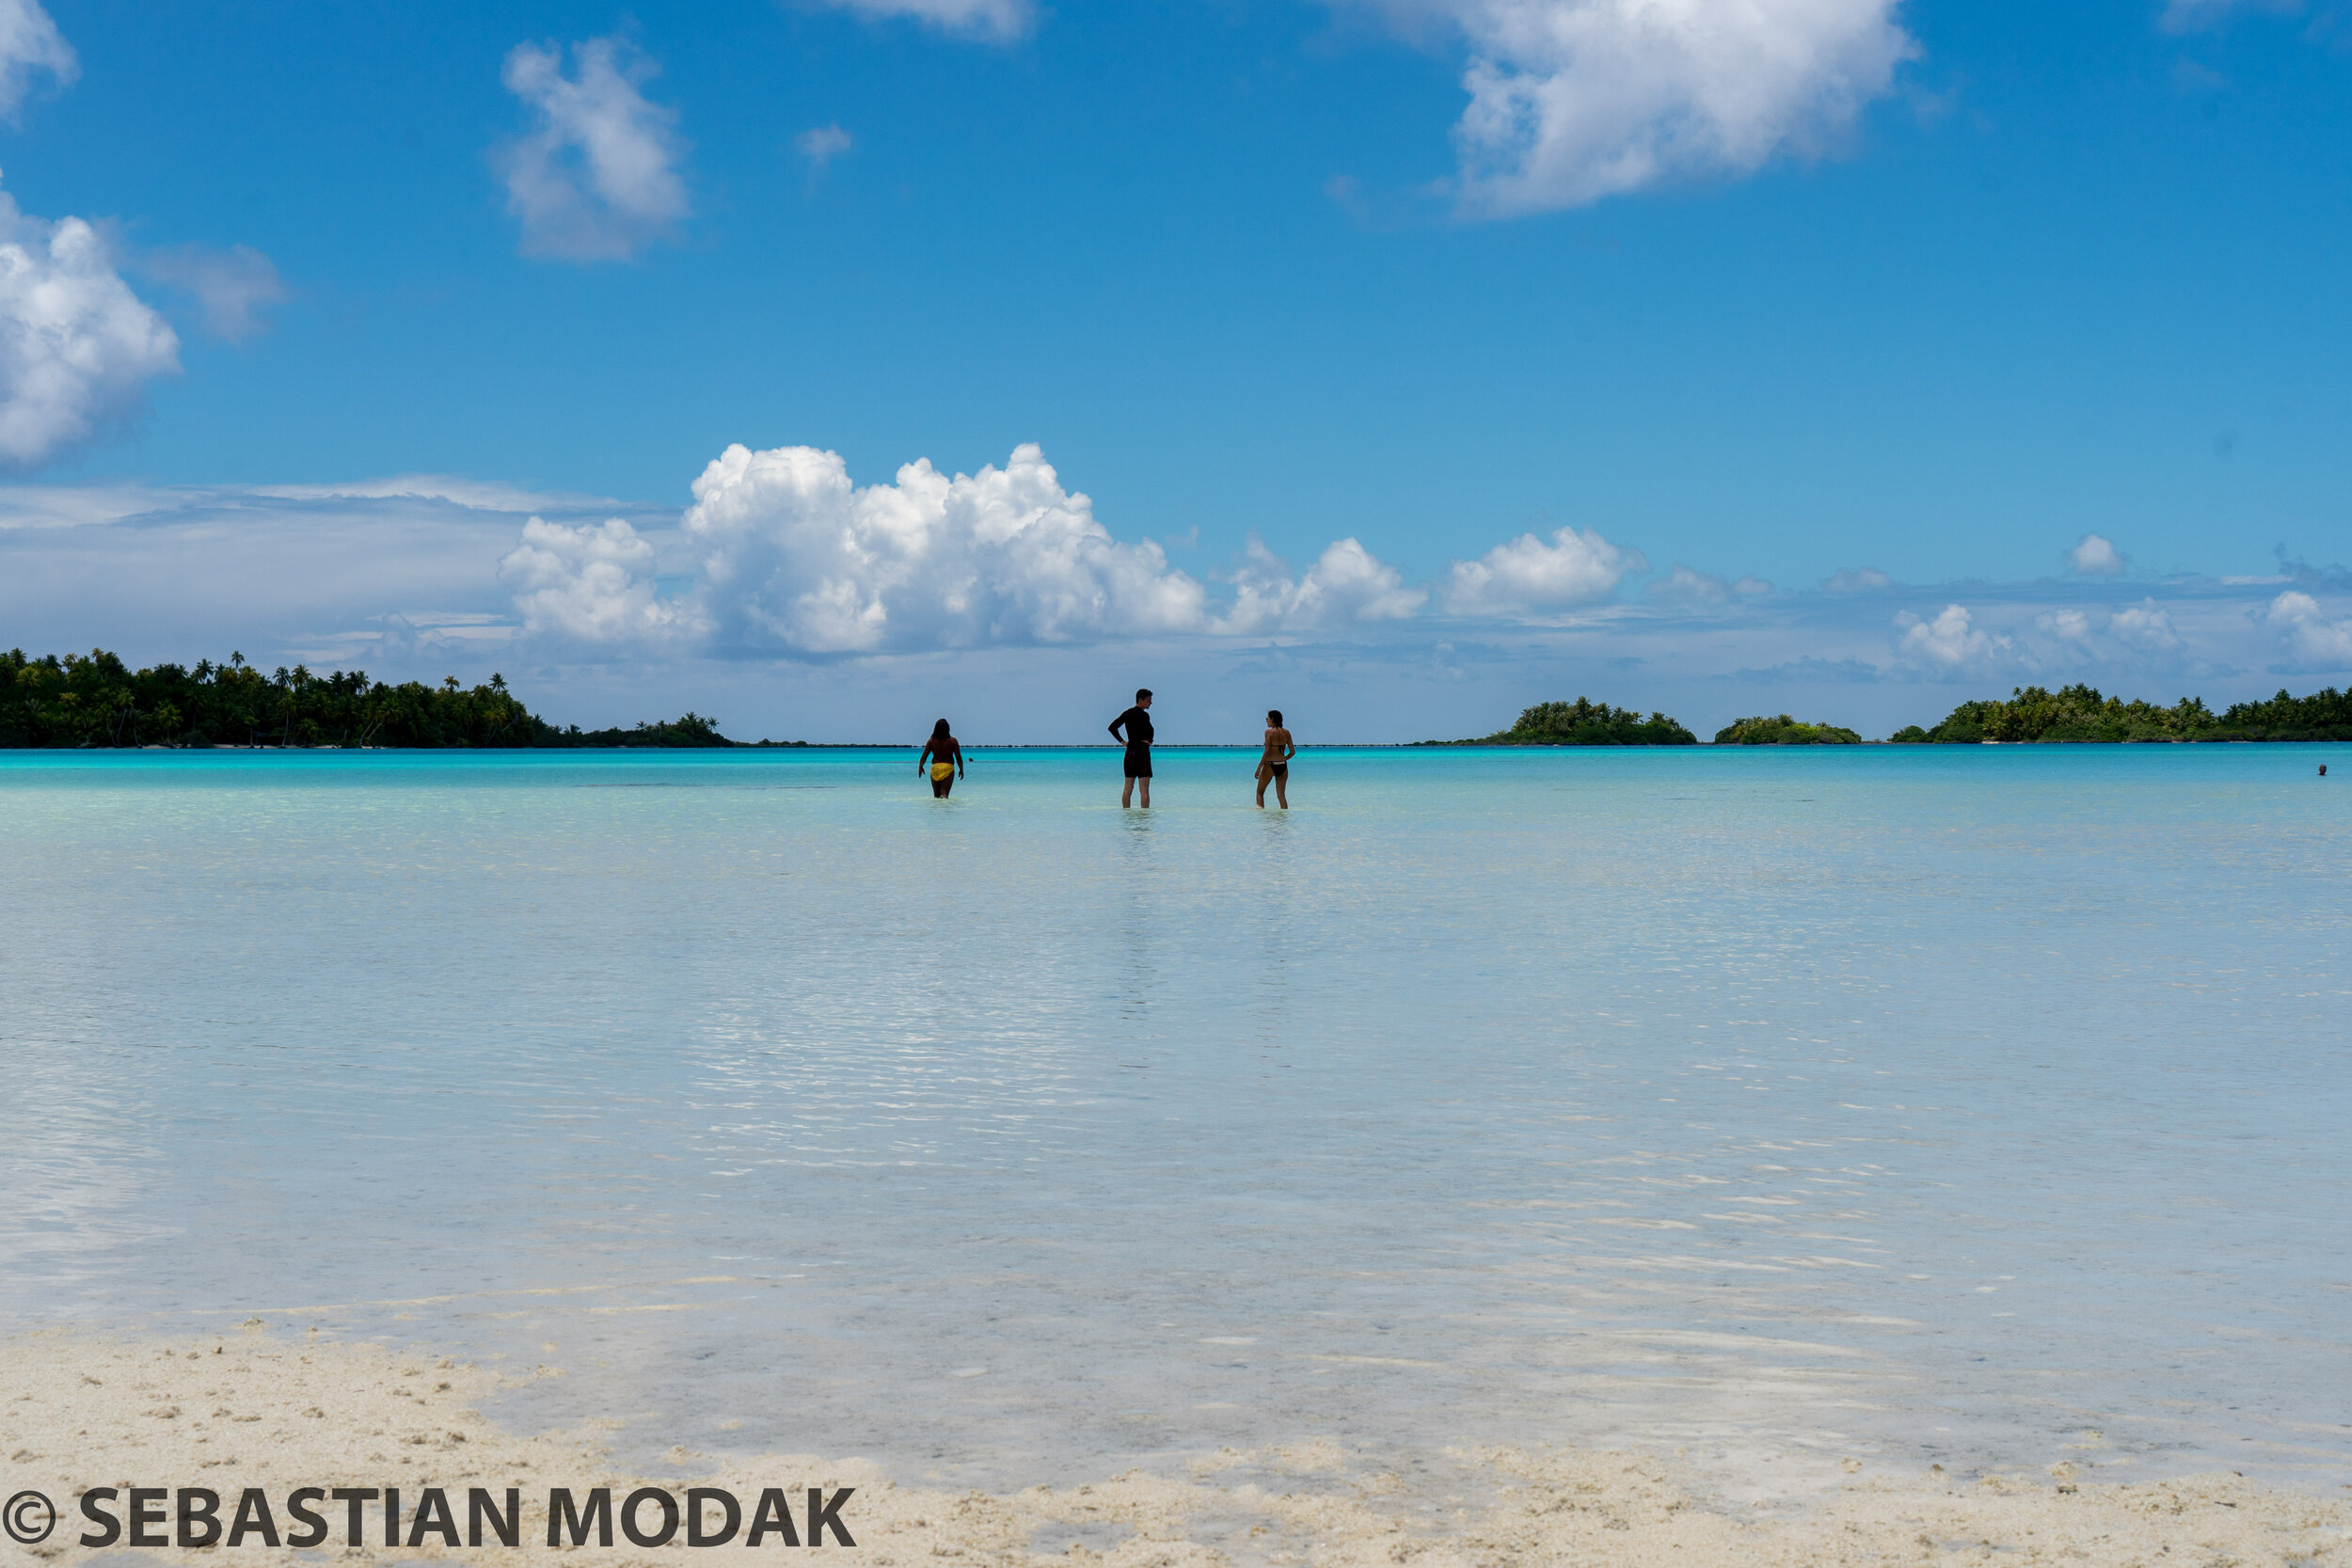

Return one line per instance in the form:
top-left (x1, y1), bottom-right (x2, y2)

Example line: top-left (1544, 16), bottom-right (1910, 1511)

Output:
top-left (3, 745), bottom-right (2347, 1488)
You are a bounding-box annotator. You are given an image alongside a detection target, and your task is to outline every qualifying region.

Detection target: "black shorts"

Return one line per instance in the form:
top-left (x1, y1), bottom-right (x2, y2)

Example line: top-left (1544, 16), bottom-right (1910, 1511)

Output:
top-left (1123, 746), bottom-right (1152, 779)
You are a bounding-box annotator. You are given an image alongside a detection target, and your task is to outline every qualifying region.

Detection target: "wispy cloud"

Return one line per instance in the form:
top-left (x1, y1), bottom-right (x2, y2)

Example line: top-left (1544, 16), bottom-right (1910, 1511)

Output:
top-left (135, 243), bottom-right (288, 342)
top-left (2158, 0), bottom-right (2297, 33)
top-left (0, 482), bottom-right (555, 669)
top-left (795, 123), bottom-right (854, 174)
top-left (0, 0), bottom-right (74, 123)
top-left (246, 476), bottom-right (619, 513)
top-left (1651, 564), bottom-right (1770, 604)
top-left (494, 37), bottom-right (689, 262)
top-left (812, 0), bottom-right (1035, 42)
top-left (1727, 656), bottom-right (1885, 685)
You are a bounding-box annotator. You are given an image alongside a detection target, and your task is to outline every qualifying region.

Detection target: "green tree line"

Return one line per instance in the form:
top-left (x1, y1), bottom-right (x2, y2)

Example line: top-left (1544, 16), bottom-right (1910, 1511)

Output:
top-left (1714, 714), bottom-right (1863, 745)
top-left (1425, 684), bottom-right (2352, 747)
top-left (1430, 698), bottom-right (1699, 746)
top-left (1891, 684), bottom-right (2352, 743)
top-left (0, 649), bottom-right (776, 749)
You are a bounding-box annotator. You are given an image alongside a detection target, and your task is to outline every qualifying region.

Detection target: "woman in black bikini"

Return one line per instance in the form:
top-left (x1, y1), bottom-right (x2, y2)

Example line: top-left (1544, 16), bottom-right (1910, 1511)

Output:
top-left (1254, 708), bottom-right (1295, 809)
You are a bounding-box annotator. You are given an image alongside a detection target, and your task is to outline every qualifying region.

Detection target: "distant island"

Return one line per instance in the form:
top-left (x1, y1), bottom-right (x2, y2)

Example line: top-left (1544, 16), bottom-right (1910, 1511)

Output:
top-left (0, 648), bottom-right (792, 748)
top-left (13, 650), bottom-right (2351, 751)
top-left (1426, 685), bottom-right (2352, 747)
top-left (1893, 684), bottom-right (2352, 743)
top-left (1715, 714), bottom-right (1862, 745)
top-left (1424, 698), bottom-right (1698, 746)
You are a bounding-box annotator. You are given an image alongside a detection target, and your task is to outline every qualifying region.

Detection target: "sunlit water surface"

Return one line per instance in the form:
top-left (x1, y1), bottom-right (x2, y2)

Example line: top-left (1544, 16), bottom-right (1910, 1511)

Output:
top-left (3, 746), bottom-right (2347, 1493)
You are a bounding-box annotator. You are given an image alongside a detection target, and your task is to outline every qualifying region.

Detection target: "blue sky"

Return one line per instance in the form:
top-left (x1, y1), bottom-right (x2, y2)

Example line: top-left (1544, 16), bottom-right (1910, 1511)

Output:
top-left (3, 0), bottom-right (2350, 739)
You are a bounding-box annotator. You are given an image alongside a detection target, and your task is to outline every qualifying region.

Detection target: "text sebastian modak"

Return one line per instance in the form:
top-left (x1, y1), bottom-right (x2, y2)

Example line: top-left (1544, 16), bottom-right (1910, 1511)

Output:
top-left (66, 1483), bottom-right (854, 1549)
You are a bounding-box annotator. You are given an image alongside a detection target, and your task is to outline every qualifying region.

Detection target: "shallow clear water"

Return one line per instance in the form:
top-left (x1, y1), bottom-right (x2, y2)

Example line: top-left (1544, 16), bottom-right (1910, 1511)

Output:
top-left (3, 746), bottom-right (2347, 1492)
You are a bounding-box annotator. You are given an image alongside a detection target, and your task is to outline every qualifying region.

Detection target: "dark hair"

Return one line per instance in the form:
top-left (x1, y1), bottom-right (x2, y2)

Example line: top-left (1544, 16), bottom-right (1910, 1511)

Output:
top-left (931, 719), bottom-right (951, 739)
top-left (1136, 689), bottom-right (1152, 702)
top-left (1267, 709), bottom-right (1282, 725)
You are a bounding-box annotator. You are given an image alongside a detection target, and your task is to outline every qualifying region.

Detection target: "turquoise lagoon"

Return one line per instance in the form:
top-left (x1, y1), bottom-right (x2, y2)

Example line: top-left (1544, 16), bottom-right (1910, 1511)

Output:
top-left (2, 745), bottom-right (2346, 1490)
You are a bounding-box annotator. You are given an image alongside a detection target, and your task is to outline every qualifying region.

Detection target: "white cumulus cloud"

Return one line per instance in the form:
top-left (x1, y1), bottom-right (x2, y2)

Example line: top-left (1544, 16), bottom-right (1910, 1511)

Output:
top-left (0, 0), bottom-right (73, 122)
top-left (495, 442), bottom-right (1715, 654)
top-left (135, 243), bottom-right (288, 342)
top-left (500, 515), bottom-right (701, 651)
top-left (1218, 537), bottom-right (1426, 633)
top-left (0, 189), bottom-right (180, 467)
top-left (2067, 531), bottom-right (2125, 577)
top-left (2038, 599), bottom-right (2183, 658)
top-left (2037, 608), bottom-right (2092, 643)
top-left (814, 0), bottom-right (1035, 40)
top-left (2104, 599), bottom-right (2182, 655)
top-left (1440, 523), bottom-right (1640, 615)
top-left (495, 37), bottom-right (688, 261)
top-left (679, 442), bottom-right (1207, 655)
top-left (1895, 603), bottom-right (2018, 673)
top-left (2263, 590), bottom-right (2352, 672)
top-left (1348, 0), bottom-right (1915, 216)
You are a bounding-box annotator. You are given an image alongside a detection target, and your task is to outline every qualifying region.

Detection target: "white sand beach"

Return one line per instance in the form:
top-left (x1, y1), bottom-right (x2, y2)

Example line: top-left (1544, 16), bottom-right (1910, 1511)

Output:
top-left (3, 1331), bottom-right (2344, 1568)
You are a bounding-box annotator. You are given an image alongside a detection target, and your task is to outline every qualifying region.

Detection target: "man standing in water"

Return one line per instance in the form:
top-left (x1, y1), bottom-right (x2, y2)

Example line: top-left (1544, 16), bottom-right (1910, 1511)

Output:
top-left (1254, 708), bottom-right (1295, 809)
top-left (1109, 689), bottom-right (1153, 808)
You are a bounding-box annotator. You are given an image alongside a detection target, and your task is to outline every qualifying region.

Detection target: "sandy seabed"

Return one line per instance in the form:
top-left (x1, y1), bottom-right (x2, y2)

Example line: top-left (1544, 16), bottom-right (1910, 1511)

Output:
top-left (1, 1331), bottom-right (2344, 1568)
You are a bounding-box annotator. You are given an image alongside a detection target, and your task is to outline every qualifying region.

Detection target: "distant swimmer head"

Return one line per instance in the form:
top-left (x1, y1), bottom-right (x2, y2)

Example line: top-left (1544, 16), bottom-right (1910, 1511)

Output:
top-left (1136, 689), bottom-right (1152, 705)
top-left (1267, 709), bottom-right (1282, 726)
top-left (931, 718), bottom-right (951, 739)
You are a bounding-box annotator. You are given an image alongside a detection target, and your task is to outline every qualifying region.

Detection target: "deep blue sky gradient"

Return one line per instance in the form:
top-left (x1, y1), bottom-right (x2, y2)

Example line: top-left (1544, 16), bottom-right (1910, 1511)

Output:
top-left (28, 0), bottom-right (2352, 591)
